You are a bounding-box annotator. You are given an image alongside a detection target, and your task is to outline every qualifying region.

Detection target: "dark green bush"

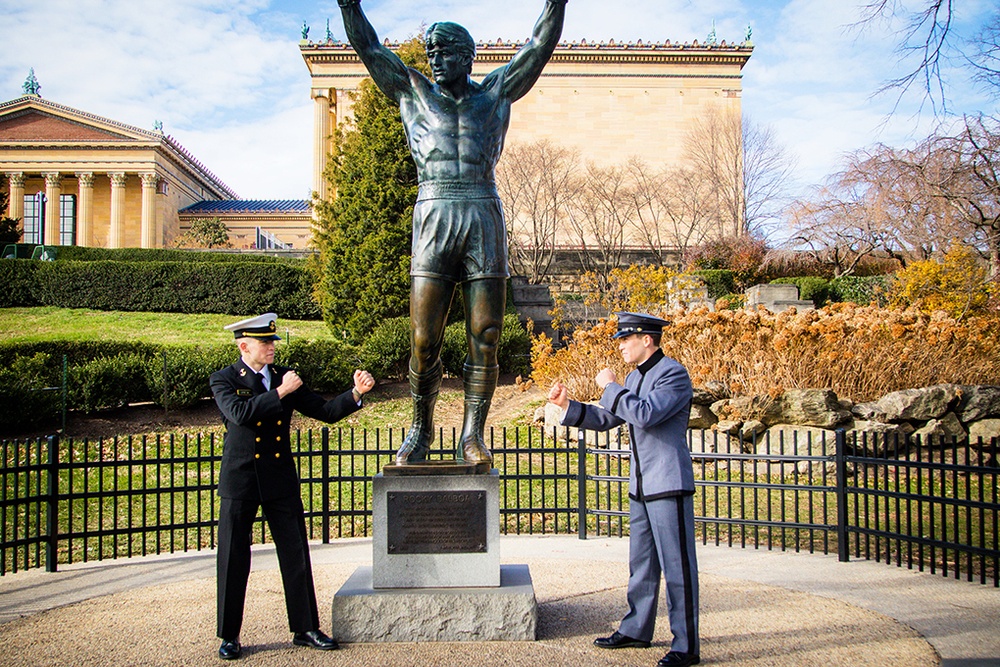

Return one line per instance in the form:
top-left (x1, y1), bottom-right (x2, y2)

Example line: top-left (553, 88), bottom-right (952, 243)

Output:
top-left (358, 316), bottom-right (412, 381)
top-left (441, 314), bottom-right (530, 377)
top-left (0, 259), bottom-right (41, 307)
top-left (279, 338), bottom-right (357, 392)
top-left (770, 277), bottom-right (833, 307)
top-left (830, 275), bottom-right (892, 306)
top-left (69, 353), bottom-right (150, 414)
top-left (441, 320), bottom-right (468, 376)
top-left (146, 345), bottom-right (234, 409)
top-left (497, 314), bottom-right (531, 377)
top-left (690, 270), bottom-right (737, 300)
top-left (0, 353), bottom-right (61, 428)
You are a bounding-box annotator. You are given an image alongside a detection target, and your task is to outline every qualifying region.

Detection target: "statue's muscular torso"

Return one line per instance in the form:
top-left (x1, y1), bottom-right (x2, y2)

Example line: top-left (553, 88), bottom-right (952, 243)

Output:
top-left (400, 70), bottom-right (511, 184)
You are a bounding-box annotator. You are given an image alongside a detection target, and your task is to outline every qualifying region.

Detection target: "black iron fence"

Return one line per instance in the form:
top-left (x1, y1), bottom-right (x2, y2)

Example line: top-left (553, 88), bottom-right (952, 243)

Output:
top-left (1, 426), bottom-right (997, 586)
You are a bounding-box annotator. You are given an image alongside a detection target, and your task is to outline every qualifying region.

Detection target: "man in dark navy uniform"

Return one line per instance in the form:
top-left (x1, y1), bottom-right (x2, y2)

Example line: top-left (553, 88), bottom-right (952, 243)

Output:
top-left (210, 313), bottom-right (375, 660)
top-left (548, 312), bottom-right (699, 667)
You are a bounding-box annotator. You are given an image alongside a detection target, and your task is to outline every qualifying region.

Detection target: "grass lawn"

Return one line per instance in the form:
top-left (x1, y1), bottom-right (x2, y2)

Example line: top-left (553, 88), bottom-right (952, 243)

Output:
top-left (0, 307), bottom-right (332, 344)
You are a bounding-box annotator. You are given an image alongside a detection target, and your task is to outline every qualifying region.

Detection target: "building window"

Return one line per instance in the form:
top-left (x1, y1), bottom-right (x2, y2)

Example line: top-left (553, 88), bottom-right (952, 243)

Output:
top-left (22, 192), bottom-right (45, 244)
top-left (60, 194), bottom-right (77, 245)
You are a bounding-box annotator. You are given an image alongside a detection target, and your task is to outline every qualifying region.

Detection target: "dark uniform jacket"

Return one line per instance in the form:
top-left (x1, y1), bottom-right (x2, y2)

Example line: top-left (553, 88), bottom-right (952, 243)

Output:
top-left (210, 360), bottom-right (361, 501)
top-left (561, 350), bottom-right (694, 501)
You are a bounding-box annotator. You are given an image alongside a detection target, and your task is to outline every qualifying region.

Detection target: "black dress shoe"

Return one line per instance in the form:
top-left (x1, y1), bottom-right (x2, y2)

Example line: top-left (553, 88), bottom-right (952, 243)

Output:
top-left (594, 631), bottom-right (651, 649)
top-left (657, 651), bottom-right (700, 666)
top-left (218, 639), bottom-right (241, 660)
top-left (293, 629), bottom-right (339, 650)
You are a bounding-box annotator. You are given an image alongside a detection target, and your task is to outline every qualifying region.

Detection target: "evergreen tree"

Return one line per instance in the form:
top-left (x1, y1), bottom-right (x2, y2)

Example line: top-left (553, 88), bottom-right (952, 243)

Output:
top-left (312, 38), bottom-right (428, 340)
top-left (0, 191), bottom-right (20, 245)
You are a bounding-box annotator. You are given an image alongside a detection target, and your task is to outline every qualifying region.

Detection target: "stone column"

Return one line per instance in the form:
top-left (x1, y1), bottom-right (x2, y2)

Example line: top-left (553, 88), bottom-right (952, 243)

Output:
top-left (312, 89), bottom-right (333, 203)
top-left (140, 172), bottom-right (160, 248)
top-left (75, 172), bottom-right (94, 247)
top-left (43, 172), bottom-right (62, 246)
top-left (109, 172), bottom-right (127, 249)
top-left (7, 172), bottom-right (25, 222)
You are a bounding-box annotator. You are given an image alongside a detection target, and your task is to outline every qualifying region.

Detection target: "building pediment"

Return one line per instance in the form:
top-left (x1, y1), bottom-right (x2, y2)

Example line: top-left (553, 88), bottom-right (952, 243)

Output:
top-left (0, 109), bottom-right (135, 142)
top-left (0, 96), bottom-right (159, 143)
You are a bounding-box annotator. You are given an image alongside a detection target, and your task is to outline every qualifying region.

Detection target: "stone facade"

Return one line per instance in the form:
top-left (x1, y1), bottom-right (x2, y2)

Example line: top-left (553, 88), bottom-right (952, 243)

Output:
top-left (301, 38), bottom-right (752, 244)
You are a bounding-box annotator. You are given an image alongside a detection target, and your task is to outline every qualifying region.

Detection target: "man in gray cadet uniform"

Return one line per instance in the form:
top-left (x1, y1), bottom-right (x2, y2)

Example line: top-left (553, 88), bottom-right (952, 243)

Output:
top-left (548, 312), bottom-right (699, 667)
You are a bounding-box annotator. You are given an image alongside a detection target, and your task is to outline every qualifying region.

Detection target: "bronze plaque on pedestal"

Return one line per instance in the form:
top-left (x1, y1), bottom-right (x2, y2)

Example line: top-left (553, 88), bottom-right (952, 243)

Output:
top-left (386, 491), bottom-right (487, 554)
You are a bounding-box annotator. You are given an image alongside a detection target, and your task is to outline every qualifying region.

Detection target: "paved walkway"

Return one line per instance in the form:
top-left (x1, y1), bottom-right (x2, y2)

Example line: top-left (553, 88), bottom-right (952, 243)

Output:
top-left (0, 535), bottom-right (996, 666)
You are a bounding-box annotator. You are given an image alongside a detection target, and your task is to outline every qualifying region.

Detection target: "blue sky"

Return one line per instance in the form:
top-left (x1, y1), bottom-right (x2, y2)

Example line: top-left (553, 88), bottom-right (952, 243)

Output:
top-left (2, 0), bottom-right (996, 216)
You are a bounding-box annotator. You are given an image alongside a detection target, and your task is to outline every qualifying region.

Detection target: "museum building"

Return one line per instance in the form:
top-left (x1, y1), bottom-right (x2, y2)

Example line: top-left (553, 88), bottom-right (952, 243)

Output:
top-left (1, 35), bottom-right (751, 250)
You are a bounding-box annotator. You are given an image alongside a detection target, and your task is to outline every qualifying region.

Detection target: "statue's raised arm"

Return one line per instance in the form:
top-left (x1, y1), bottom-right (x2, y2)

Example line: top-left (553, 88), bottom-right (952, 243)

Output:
top-left (339, 0), bottom-right (411, 103)
top-left (498, 0), bottom-right (568, 102)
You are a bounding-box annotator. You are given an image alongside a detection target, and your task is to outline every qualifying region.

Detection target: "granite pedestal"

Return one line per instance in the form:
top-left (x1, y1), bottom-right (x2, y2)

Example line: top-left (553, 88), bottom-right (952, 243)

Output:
top-left (330, 468), bottom-right (537, 642)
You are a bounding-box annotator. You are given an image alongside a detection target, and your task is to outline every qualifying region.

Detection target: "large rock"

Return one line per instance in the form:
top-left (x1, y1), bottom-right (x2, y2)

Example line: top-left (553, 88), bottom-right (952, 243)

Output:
top-left (913, 411), bottom-right (967, 444)
top-left (687, 429), bottom-right (717, 459)
top-left (967, 418), bottom-right (1000, 447)
top-left (714, 419), bottom-right (742, 436)
top-left (875, 385), bottom-right (961, 422)
top-left (542, 402), bottom-right (567, 437)
top-left (757, 425), bottom-right (836, 461)
top-left (847, 421), bottom-right (910, 456)
top-left (688, 403), bottom-right (718, 429)
top-left (692, 388), bottom-right (716, 405)
top-left (851, 402), bottom-right (888, 422)
top-left (776, 389), bottom-right (852, 428)
top-left (710, 395), bottom-right (782, 424)
top-left (741, 420), bottom-right (767, 441)
top-left (956, 385), bottom-right (1000, 423)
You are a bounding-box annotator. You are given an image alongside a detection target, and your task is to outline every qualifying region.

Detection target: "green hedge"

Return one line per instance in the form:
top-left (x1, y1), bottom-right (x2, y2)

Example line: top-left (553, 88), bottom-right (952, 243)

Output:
top-left (768, 275), bottom-right (895, 307)
top-left (0, 259), bottom-right (40, 307)
top-left (0, 259), bottom-right (320, 318)
top-left (0, 353), bottom-right (62, 428)
top-left (53, 246), bottom-right (295, 264)
top-left (0, 317), bottom-right (531, 429)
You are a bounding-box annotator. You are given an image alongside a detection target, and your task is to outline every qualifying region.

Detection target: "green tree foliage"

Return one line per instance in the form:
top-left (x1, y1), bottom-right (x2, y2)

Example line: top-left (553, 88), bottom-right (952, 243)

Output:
top-left (174, 217), bottom-right (232, 248)
top-left (312, 38), bottom-right (429, 340)
top-left (0, 190), bottom-right (21, 244)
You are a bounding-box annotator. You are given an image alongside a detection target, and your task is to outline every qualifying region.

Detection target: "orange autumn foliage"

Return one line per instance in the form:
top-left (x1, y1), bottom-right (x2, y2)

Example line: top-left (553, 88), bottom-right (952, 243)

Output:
top-left (531, 303), bottom-right (1000, 403)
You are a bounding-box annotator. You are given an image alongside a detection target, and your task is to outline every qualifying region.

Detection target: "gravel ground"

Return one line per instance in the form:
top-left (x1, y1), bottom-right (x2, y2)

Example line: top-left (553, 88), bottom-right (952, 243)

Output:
top-left (0, 557), bottom-right (937, 667)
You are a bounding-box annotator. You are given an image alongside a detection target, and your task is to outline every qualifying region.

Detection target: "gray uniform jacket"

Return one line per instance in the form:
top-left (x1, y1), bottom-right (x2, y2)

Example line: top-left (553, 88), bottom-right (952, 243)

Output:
top-left (562, 350), bottom-right (694, 500)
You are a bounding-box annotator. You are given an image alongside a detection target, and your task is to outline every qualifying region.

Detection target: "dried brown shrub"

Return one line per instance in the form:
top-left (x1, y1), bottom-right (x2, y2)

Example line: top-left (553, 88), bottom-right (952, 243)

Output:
top-left (531, 304), bottom-right (1000, 403)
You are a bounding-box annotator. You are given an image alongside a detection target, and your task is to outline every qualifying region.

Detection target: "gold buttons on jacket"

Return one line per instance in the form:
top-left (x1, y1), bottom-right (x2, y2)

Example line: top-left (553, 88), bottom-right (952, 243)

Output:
top-left (277, 420), bottom-right (282, 426)
top-left (274, 452), bottom-right (280, 458)
top-left (254, 453), bottom-right (260, 459)
top-left (256, 421), bottom-right (262, 427)
top-left (255, 437), bottom-right (261, 442)
top-left (276, 436), bottom-right (282, 442)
